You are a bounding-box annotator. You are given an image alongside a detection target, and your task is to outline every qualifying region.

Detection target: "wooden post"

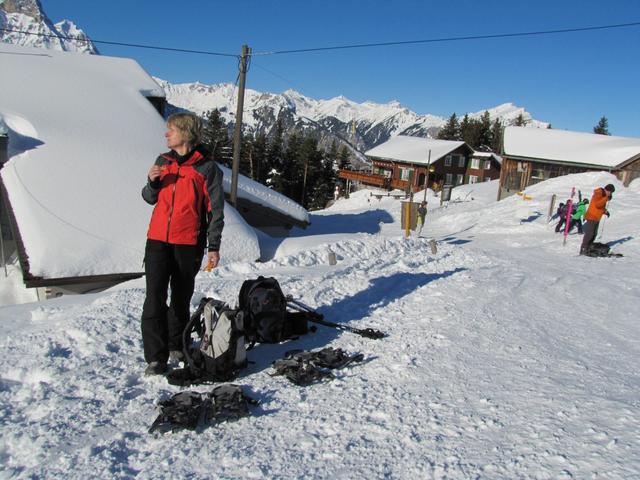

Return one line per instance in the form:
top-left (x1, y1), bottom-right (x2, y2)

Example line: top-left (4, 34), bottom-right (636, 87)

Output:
top-left (423, 149), bottom-right (431, 203)
top-left (230, 45), bottom-right (251, 207)
top-left (404, 201), bottom-right (411, 238)
top-left (548, 194), bottom-right (556, 221)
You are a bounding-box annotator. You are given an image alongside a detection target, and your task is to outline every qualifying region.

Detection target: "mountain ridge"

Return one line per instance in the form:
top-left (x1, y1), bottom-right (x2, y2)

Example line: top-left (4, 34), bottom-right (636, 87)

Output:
top-left (1, 0), bottom-right (549, 160)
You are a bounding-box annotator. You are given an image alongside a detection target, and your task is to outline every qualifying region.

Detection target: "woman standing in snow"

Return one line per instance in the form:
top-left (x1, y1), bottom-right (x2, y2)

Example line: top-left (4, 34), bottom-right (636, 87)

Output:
top-left (140, 113), bottom-right (225, 376)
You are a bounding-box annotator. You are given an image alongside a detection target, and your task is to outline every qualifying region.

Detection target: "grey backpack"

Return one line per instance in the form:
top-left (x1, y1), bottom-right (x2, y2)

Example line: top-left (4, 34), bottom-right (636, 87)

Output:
top-left (168, 298), bottom-right (247, 386)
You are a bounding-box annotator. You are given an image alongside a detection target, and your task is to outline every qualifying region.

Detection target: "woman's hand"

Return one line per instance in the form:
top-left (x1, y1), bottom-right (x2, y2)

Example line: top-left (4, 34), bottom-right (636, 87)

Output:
top-left (148, 165), bottom-right (162, 182)
top-left (204, 251), bottom-right (220, 271)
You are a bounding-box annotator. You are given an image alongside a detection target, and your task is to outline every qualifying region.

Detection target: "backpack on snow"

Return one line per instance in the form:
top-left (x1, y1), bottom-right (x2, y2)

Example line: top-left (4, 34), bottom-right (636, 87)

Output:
top-left (584, 242), bottom-right (622, 258)
top-left (167, 298), bottom-right (247, 386)
top-left (238, 276), bottom-right (309, 346)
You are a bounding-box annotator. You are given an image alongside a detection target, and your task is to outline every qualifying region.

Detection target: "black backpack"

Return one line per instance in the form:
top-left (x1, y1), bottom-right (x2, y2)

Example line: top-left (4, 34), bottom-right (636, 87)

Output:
top-left (584, 242), bottom-right (622, 258)
top-left (167, 298), bottom-right (247, 386)
top-left (238, 276), bottom-right (308, 345)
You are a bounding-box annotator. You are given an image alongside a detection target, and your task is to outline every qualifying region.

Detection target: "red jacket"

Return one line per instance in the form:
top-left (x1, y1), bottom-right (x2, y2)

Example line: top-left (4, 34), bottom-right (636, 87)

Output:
top-left (142, 147), bottom-right (224, 249)
top-left (584, 187), bottom-right (608, 222)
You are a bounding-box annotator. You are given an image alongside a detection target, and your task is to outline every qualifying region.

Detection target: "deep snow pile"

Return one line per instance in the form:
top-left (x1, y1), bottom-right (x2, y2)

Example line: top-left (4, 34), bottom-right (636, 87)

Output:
top-left (1, 174), bottom-right (639, 479)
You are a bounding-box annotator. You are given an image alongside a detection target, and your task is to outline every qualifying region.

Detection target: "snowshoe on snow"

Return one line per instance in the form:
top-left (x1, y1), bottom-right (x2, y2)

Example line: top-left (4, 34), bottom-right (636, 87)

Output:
top-left (149, 385), bottom-right (258, 434)
top-left (270, 347), bottom-right (364, 386)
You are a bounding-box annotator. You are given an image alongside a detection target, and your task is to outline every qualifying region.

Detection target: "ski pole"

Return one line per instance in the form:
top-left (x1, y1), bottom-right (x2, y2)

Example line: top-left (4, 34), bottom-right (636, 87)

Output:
top-left (286, 297), bottom-right (387, 340)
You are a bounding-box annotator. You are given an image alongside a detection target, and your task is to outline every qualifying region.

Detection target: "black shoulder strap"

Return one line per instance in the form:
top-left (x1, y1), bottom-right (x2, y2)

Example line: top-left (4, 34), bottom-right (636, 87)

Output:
top-left (182, 297), bottom-right (211, 375)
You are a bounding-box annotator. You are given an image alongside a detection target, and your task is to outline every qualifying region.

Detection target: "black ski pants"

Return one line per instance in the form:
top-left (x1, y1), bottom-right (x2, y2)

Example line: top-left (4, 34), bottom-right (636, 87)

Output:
top-left (141, 239), bottom-right (203, 363)
top-left (581, 220), bottom-right (599, 253)
top-left (569, 218), bottom-right (583, 234)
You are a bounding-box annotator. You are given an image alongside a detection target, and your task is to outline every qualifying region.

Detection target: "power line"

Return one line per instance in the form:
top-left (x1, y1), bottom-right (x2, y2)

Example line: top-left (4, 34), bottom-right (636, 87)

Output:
top-left (3, 21), bottom-right (639, 59)
top-left (0, 27), bottom-right (238, 57)
top-left (252, 21), bottom-right (640, 55)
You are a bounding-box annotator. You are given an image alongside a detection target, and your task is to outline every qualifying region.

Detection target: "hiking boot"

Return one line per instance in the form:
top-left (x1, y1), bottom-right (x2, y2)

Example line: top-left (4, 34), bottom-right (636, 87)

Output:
top-left (144, 361), bottom-right (168, 376)
top-left (169, 350), bottom-right (184, 363)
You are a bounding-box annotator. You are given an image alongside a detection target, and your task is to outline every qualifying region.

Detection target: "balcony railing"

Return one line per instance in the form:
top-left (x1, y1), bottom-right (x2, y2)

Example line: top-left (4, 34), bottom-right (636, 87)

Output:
top-left (338, 169), bottom-right (408, 190)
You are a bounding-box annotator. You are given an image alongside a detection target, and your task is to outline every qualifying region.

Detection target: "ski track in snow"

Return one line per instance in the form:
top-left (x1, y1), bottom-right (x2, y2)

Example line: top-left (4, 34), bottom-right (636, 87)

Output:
top-left (1, 177), bottom-right (640, 479)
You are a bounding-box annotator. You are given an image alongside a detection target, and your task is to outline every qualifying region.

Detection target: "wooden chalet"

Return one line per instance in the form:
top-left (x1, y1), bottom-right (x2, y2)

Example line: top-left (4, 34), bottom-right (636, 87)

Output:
top-left (467, 151), bottom-right (502, 184)
top-left (499, 126), bottom-right (640, 200)
top-left (340, 136), bottom-right (475, 192)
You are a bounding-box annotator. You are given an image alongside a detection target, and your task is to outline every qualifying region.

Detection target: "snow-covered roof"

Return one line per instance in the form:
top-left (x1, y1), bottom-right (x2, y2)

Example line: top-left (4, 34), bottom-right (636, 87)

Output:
top-left (472, 151), bottom-right (503, 164)
top-left (503, 126), bottom-right (640, 168)
top-left (365, 136), bottom-right (469, 165)
top-left (0, 43), bottom-right (307, 280)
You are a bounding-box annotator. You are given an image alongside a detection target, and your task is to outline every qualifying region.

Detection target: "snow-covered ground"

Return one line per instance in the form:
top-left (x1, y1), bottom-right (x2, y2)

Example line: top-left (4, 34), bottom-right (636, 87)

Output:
top-left (1, 172), bottom-right (638, 479)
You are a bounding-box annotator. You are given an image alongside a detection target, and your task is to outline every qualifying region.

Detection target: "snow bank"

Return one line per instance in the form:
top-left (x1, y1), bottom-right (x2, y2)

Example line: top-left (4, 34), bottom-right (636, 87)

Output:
top-left (0, 44), bottom-right (307, 281)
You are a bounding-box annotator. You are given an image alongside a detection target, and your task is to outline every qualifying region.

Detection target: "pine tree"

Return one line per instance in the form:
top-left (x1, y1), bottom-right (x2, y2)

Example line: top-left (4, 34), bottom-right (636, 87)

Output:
top-left (593, 116), bottom-right (610, 135)
top-left (437, 113), bottom-right (461, 140)
top-left (309, 149), bottom-right (337, 210)
top-left (338, 145), bottom-right (351, 170)
top-left (202, 109), bottom-right (231, 166)
top-left (479, 111), bottom-right (492, 149)
top-left (265, 120), bottom-right (285, 191)
top-left (460, 114), bottom-right (483, 148)
top-left (513, 113), bottom-right (528, 127)
top-left (490, 119), bottom-right (503, 153)
top-left (239, 133), bottom-right (253, 178)
top-left (326, 141), bottom-right (339, 170)
top-left (282, 133), bottom-right (303, 199)
top-left (251, 133), bottom-right (268, 183)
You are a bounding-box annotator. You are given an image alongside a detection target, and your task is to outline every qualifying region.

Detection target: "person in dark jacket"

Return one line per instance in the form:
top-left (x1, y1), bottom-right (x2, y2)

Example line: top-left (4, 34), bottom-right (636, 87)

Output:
top-left (416, 201), bottom-right (427, 237)
top-left (554, 199), bottom-right (572, 233)
top-left (140, 113), bottom-right (225, 375)
top-left (580, 184), bottom-right (614, 255)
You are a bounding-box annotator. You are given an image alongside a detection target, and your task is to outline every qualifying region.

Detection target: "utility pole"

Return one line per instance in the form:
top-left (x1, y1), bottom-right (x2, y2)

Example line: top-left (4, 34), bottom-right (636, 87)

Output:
top-left (230, 44), bottom-right (251, 207)
top-left (423, 149), bottom-right (431, 203)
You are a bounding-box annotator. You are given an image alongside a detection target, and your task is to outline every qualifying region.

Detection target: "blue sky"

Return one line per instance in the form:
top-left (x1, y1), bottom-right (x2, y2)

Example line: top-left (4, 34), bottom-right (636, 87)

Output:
top-left (45, 0), bottom-right (640, 136)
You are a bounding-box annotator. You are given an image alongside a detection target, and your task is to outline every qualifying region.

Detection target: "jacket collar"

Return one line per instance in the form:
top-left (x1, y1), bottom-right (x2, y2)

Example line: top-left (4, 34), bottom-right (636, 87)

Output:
top-left (162, 145), bottom-right (210, 166)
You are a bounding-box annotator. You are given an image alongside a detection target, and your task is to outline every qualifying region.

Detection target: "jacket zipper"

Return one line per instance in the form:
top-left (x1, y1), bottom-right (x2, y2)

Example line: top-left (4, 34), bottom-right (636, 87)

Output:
top-left (166, 165), bottom-right (180, 242)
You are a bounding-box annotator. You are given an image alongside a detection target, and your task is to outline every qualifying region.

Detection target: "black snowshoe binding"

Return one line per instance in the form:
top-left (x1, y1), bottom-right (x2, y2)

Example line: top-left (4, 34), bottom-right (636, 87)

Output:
top-left (149, 385), bottom-right (258, 434)
top-left (270, 347), bottom-right (364, 386)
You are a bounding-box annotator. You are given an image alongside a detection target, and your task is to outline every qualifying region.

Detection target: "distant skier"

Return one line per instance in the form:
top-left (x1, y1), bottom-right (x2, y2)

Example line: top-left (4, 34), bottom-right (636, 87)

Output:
top-left (554, 199), bottom-right (572, 233)
top-left (580, 184), bottom-right (614, 255)
top-left (569, 198), bottom-right (589, 234)
top-left (416, 201), bottom-right (427, 237)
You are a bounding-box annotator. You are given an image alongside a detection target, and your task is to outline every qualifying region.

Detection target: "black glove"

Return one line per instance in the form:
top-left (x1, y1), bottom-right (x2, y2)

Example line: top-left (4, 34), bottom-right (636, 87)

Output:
top-left (605, 210), bottom-right (610, 217)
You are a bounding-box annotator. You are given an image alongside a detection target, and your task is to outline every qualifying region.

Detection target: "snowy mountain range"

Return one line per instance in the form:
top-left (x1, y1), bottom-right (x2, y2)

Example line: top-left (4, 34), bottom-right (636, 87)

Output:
top-left (0, 0), bottom-right (97, 54)
top-left (1, 0), bottom-right (548, 160)
top-left (157, 77), bottom-right (548, 159)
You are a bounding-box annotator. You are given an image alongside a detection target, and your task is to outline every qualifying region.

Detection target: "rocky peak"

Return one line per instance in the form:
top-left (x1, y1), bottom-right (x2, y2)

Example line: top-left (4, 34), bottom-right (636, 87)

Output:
top-left (1, 0), bottom-right (44, 20)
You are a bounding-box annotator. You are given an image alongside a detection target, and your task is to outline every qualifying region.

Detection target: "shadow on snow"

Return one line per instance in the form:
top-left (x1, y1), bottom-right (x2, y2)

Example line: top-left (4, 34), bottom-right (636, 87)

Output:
top-left (293, 209), bottom-right (395, 236)
top-left (242, 268), bottom-right (467, 385)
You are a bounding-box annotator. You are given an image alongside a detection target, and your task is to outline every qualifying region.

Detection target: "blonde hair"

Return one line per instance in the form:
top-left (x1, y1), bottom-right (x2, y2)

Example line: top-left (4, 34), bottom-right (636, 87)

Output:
top-left (167, 112), bottom-right (202, 147)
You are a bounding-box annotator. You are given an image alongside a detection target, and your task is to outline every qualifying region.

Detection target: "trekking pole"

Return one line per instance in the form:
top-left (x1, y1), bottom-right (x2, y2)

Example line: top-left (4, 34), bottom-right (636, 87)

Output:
top-left (286, 296), bottom-right (387, 340)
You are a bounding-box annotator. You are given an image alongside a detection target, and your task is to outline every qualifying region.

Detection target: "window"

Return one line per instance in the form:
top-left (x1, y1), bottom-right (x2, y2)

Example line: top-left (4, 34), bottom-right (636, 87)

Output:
top-left (444, 155), bottom-right (452, 167)
top-left (456, 174), bottom-right (464, 185)
top-left (445, 173), bottom-right (453, 185)
top-left (469, 175), bottom-right (479, 184)
top-left (400, 168), bottom-right (413, 181)
top-left (485, 160), bottom-right (492, 170)
top-left (471, 158), bottom-right (480, 169)
top-left (457, 155), bottom-right (466, 168)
